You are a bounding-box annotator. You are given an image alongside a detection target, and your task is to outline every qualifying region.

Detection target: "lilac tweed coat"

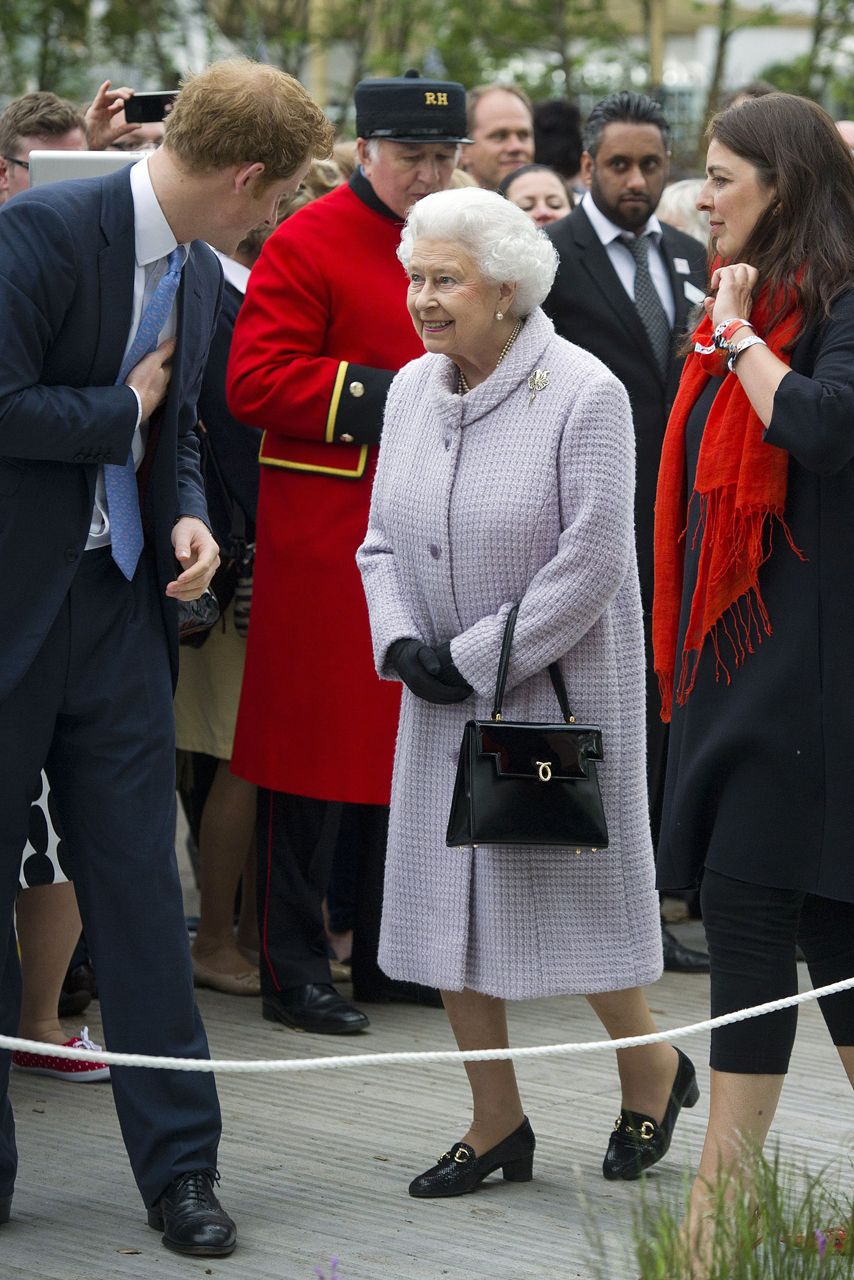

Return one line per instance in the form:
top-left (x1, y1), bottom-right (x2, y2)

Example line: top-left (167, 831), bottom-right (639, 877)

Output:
top-left (356, 307), bottom-right (663, 999)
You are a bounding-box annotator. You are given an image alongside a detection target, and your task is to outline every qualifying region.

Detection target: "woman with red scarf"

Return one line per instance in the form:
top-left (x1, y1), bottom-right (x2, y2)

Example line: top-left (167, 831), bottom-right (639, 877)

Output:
top-left (654, 94), bottom-right (854, 1270)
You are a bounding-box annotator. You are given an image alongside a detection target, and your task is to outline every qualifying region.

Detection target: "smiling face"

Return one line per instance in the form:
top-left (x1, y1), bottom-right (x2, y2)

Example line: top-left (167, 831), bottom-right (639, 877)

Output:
top-left (582, 121), bottom-right (668, 232)
top-left (405, 237), bottom-right (515, 369)
top-left (358, 139), bottom-right (459, 218)
top-left (697, 138), bottom-right (777, 259)
top-left (505, 168), bottom-right (571, 226)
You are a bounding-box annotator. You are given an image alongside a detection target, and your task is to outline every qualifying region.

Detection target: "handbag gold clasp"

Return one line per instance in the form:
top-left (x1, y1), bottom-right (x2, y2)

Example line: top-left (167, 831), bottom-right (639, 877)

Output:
top-left (535, 760), bottom-right (552, 782)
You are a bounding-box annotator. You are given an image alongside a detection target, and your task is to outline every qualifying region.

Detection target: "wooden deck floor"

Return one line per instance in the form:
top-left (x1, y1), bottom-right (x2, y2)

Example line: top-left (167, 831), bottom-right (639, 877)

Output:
top-left (5, 906), bottom-right (854, 1278)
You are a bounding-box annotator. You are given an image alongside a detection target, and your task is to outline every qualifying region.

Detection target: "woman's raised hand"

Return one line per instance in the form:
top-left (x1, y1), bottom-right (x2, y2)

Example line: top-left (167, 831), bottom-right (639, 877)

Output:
top-left (704, 262), bottom-right (760, 327)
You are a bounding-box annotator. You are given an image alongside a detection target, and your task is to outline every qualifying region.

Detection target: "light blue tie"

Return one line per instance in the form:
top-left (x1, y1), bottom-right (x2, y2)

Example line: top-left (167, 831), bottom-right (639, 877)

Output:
top-left (105, 246), bottom-right (185, 579)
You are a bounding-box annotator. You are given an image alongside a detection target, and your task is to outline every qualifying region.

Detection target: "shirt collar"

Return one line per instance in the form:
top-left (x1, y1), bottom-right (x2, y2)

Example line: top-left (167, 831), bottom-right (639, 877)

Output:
top-left (130, 155), bottom-right (190, 268)
top-left (581, 190), bottom-right (663, 247)
top-left (210, 247), bottom-right (250, 295)
top-left (349, 166), bottom-right (403, 223)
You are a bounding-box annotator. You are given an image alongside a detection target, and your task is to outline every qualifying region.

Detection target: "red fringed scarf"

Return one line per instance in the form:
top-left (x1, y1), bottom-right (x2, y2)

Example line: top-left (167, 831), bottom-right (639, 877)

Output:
top-left (653, 286), bottom-right (804, 723)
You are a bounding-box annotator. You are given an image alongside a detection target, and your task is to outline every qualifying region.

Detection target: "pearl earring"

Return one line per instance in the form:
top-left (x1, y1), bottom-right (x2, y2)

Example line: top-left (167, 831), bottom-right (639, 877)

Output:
top-left (496, 311), bottom-right (504, 321)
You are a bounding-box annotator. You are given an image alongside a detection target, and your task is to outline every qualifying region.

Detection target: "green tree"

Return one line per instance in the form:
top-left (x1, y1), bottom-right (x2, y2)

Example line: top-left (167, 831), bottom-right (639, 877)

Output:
top-left (702, 0), bottom-right (779, 123)
top-left (0, 0), bottom-right (91, 98)
top-left (317, 0), bottom-right (424, 106)
top-left (203, 0), bottom-right (313, 77)
top-left (96, 0), bottom-right (192, 87)
top-left (760, 0), bottom-right (854, 104)
top-left (427, 0), bottom-right (626, 100)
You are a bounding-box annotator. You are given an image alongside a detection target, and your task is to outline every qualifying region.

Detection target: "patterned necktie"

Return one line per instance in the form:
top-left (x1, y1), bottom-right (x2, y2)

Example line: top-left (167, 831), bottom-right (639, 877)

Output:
top-left (105, 246), bottom-right (185, 580)
top-left (622, 233), bottom-right (671, 378)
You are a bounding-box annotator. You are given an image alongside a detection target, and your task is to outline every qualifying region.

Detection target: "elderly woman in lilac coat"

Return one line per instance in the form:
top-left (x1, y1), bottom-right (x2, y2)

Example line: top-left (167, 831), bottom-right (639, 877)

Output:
top-left (357, 188), bottom-right (696, 1199)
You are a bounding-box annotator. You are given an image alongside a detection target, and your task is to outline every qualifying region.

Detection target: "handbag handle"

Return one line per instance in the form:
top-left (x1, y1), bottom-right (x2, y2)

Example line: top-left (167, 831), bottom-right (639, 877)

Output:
top-left (491, 605), bottom-right (575, 724)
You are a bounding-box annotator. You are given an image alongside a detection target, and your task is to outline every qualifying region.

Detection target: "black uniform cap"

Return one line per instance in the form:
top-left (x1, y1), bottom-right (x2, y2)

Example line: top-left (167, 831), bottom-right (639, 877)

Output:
top-left (355, 69), bottom-right (471, 145)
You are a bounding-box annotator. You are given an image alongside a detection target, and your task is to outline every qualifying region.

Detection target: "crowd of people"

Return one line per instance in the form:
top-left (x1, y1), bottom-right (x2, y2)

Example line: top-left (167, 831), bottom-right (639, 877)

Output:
top-left (1, 53), bottom-right (853, 1278)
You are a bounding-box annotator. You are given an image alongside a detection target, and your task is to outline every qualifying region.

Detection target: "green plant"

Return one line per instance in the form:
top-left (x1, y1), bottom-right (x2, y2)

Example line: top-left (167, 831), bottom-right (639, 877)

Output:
top-left (585, 1148), bottom-right (853, 1279)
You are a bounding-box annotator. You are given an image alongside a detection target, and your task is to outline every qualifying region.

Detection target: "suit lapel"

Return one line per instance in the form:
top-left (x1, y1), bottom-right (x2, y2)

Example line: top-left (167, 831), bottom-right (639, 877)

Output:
top-left (661, 224), bottom-right (690, 338)
top-left (168, 244), bottom-right (205, 410)
top-left (138, 246), bottom-right (206, 522)
top-left (569, 206), bottom-right (660, 365)
top-left (92, 169), bottom-right (136, 386)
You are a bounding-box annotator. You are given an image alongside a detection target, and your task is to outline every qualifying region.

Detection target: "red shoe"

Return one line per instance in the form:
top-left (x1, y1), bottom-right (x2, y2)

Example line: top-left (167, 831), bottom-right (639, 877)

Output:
top-left (12, 1027), bottom-right (110, 1082)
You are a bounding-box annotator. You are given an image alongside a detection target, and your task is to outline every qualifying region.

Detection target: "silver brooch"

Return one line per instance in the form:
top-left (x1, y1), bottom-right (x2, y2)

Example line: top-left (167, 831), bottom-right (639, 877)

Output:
top-left (527, 369), bottom-right (550, 406)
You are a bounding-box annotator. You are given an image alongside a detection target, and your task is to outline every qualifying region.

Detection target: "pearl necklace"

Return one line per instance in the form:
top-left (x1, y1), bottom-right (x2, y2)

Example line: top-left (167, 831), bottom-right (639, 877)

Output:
top-left (457, 319), bottom-right (523, 395)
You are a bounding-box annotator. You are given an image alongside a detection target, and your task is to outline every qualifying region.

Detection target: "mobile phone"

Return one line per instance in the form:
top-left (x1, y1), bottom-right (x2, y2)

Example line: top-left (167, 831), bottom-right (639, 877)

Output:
top-left (124, 91), bottom-right (177, 123)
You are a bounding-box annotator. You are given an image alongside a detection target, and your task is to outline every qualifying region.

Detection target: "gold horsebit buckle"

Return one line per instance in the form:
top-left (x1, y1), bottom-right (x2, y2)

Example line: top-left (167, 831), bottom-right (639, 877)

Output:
top-left (439, 1145), bottom-right (473, 1164)
top-left (613, 1115), bottom-right (656, 1141)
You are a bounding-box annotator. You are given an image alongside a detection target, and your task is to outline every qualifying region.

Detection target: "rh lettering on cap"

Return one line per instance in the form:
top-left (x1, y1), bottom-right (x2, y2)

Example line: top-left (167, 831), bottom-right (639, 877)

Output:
top-left (424, 92), bottom-right (449, 106)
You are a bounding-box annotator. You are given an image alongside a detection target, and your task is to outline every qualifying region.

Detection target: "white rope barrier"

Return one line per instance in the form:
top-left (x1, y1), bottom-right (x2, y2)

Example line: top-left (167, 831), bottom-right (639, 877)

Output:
top-left (2, 974), bottom-right (853, 1075)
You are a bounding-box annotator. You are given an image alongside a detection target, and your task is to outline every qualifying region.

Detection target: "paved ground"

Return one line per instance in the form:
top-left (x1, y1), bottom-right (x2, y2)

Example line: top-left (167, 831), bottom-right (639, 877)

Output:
top-left (4, 881), bottom-right (853, 1279)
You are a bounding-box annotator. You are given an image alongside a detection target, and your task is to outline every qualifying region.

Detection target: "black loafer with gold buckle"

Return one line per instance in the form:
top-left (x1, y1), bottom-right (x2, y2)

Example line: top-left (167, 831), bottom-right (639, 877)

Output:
top-left (408, 1117), bottom-right (535, 1198)
top-left (602, 1047), bottom-right (699, 1181)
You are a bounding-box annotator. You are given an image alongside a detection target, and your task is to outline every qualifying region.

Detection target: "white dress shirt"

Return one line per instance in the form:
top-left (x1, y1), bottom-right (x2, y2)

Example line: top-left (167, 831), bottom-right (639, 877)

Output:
top-left (581, 190), bottom-right (675, 327)
top-left (211, 249), bottom-right (249, 297)
top-left (87, 156), bottom-right (190, 549)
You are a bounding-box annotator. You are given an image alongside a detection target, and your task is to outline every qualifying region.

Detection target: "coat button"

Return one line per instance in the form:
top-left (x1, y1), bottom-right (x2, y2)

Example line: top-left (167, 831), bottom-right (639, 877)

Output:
top-left (340, 433), bottom-right (354, 443)
top-left (348, 381), bottom-right (365, 398)
top-left (65, 547), bottom-right (80, 563)
top-left (429, 543), bottom-right (441, 559)
top-left (444, 437), bottom-right (451, 450)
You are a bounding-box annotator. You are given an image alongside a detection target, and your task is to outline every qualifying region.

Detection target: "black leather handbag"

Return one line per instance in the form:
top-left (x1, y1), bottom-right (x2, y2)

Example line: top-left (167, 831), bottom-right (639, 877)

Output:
top-left (446, 605), bottom-right (609, 850)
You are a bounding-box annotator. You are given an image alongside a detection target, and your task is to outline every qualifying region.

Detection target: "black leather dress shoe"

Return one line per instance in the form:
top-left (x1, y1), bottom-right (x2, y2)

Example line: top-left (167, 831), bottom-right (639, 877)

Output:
top-left (409, 1117), bottom-right (536, 1198)
top-left (602, 1047), bottom-right (699, 1181)
top-left (262, 984), bottom-right (369, 1034)
top-left (352, 979), bottom-right (443, 1008)
top-left (662, 924), bottom-right (710, 973)
top-left (147, 1170), bottom-right (236, 1257)
top-left (0, 1193), bottom-right (11, 1225)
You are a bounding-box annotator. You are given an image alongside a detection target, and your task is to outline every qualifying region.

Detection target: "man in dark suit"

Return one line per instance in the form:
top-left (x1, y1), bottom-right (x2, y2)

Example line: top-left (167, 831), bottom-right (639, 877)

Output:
top-left (544, 91), bottom-right (709, 972)
top-left (0, 59), bottom-right (332, 1253)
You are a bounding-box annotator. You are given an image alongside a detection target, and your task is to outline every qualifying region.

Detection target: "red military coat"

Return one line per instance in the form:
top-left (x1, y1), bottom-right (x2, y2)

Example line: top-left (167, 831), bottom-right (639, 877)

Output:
top-left (226, 173), bottom-right (424, 804)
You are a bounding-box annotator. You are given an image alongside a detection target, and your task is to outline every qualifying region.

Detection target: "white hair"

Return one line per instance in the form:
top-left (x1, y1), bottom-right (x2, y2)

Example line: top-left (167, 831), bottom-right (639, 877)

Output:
top-left (363, 137), bottom-right (461, 164)
top-left (397, 187), bottom-right (558, 316)
top-left (656, 179), bottom-right (709, 246)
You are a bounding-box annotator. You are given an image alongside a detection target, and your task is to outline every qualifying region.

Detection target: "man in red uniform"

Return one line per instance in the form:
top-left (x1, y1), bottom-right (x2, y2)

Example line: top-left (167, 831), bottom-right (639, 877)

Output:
top-left (227, 71), bottom-right (469, 1033)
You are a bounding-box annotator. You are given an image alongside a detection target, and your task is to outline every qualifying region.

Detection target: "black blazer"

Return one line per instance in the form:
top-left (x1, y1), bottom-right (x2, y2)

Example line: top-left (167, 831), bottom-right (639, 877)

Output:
top-left (197, 280), bottom-right (261, 550)
top-left (544, 205), bottom-right (706, 607)
top-left (0, 165), bottom-right (222, 697)
top-left (658, 289), bottom-right (854, 901)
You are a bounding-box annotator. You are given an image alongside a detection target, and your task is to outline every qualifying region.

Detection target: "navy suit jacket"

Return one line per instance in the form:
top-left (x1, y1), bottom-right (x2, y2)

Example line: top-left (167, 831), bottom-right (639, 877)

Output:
top-left (197, 280), bottom-right (261, 549)
top-left (544, 205), bottom-right (706, 608)
top-left (0, 165), bottom-right (222, 698)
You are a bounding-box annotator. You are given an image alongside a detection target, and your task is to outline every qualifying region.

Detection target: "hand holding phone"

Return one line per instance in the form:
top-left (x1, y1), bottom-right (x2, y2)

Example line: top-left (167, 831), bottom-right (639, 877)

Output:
top-left (124, 91), bottom-right (178, 124)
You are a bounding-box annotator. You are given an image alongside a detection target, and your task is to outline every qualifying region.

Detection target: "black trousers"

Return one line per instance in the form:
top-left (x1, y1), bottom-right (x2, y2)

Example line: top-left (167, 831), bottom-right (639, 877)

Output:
top-left (0, 549), bottom-right (221, 1205)
top-left (701, 868), bottom-right (854, 1074)
top-left (256, 789), bottom-right (388, 996)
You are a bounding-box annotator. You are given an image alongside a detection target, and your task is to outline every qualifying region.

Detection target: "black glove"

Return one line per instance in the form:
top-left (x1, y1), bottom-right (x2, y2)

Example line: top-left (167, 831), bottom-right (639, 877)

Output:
top-left (433, 642), bottom-right (472, 689)
top-left (388, 639), bottom-right (473, 704)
